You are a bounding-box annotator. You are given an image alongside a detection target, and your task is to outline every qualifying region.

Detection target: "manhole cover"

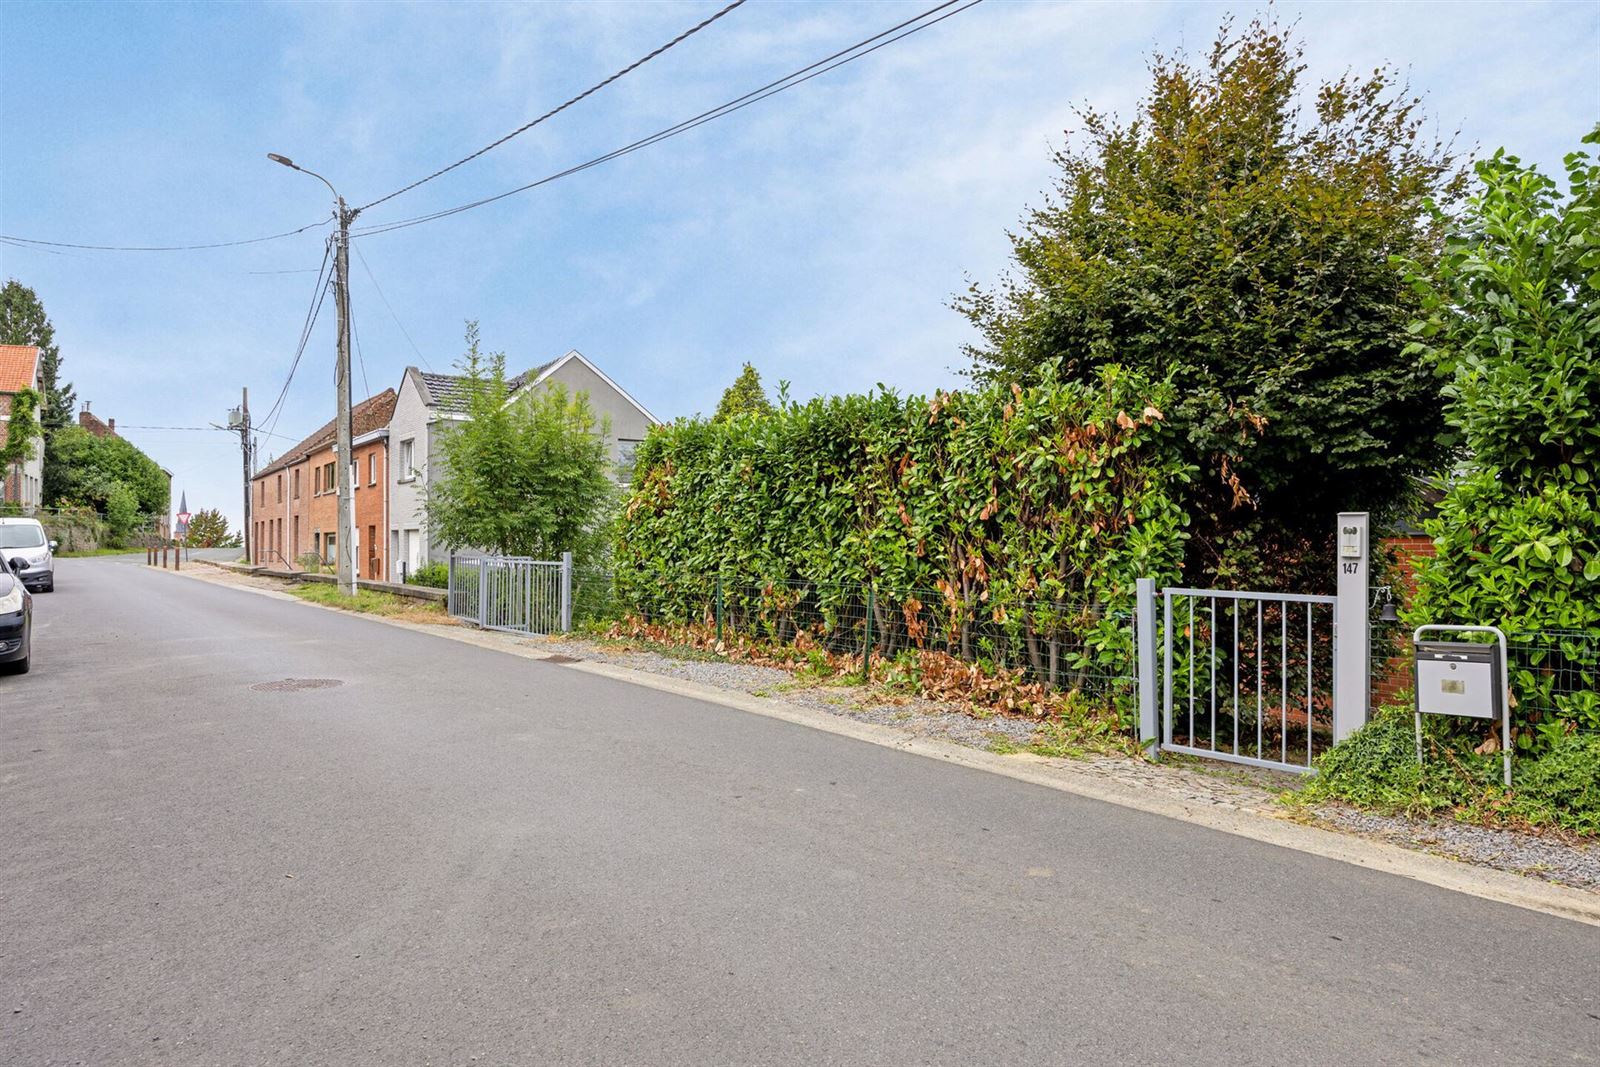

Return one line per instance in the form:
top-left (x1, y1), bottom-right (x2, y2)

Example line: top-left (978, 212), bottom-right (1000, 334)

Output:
top-left (250, 678), bottom-right (345, 693)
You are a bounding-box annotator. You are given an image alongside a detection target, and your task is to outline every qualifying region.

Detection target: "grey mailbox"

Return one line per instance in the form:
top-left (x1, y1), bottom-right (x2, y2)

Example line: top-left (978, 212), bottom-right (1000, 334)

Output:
top-left (1412, 625), bottom-right (1511, 786)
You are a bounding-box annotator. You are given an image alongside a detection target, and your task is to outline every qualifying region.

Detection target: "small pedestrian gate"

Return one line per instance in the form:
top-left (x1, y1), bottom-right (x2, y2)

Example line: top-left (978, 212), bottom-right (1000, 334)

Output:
top-left (1159, 587), bottom-right (1338, 773)
top-left (448, 552), bottom-right (573, 635)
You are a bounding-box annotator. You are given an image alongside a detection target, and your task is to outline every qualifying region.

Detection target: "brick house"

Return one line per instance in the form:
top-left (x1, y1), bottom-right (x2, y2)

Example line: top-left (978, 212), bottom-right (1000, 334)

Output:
top-left (249, 388), bottom-right (397, 578)
top-left (0, 344), bottom-right (45, 512)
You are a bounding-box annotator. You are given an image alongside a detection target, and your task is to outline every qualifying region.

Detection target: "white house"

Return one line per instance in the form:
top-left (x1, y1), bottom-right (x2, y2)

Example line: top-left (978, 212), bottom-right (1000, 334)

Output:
top-left (386, 350), bottom-right (656, 580)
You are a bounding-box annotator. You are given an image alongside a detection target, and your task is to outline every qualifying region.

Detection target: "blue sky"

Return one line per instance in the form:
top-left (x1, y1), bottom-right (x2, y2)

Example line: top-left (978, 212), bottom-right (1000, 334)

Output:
top-left (2, 0), bottom-right (1596, 532)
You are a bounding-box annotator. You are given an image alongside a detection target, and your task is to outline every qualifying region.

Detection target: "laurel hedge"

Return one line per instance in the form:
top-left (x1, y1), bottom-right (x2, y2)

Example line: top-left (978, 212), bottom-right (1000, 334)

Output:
top-left (613, 365), bottom-right (1191, 682)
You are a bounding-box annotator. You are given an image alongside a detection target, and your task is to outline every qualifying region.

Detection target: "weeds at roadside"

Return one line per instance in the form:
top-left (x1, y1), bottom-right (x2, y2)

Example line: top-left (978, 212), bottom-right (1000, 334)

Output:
top-left (288, 583), bottom-right (453, 625)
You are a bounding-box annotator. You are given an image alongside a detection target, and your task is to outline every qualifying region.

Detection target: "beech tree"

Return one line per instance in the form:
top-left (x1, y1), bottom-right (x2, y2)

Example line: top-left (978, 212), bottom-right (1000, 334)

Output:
top-left (959, 18), bottom-right (1466, 586)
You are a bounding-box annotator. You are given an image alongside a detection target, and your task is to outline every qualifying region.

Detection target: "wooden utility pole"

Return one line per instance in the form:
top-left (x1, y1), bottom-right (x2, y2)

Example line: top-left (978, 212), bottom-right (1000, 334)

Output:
top-left (333, 199), bottom-right (356, 595)
top-left (237, 387), bottom-right (252, 564)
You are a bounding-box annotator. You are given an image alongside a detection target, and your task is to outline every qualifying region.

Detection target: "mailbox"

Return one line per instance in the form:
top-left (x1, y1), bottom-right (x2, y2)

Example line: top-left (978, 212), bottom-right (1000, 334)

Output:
top-left (1412, 625), bottom-right (1512, 787)
top-left (1415, 641), bottom-right (1502, 720)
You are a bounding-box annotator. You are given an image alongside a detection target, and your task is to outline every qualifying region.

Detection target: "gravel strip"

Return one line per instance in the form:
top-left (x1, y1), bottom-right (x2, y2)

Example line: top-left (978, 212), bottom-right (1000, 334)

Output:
top-left (1313, 808), bottom-right (1600, 892)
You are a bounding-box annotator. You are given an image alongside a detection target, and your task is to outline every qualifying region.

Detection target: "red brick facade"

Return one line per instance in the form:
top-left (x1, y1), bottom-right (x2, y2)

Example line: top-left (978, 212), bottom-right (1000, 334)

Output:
top-left (250, 389), bottom-right (396, 579)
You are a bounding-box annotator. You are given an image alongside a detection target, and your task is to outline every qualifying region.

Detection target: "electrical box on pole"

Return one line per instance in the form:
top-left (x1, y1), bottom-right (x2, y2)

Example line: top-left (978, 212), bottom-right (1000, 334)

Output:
top-left (1333, 512), bottom-right (1370, 742)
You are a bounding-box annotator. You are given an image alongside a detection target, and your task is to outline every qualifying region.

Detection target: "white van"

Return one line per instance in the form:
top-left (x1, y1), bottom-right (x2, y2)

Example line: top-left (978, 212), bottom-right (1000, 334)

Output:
top-left (0, 517), bottom-right (55, 593)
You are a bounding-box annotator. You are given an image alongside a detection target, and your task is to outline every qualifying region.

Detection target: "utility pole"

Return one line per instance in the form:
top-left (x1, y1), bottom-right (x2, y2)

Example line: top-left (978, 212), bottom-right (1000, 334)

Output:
top-left (269, 152), bottom-right (360, 595)
top-left (232, 387), bottom-right (251, 563)
top-left (332, 198), bottom-right (356, 595)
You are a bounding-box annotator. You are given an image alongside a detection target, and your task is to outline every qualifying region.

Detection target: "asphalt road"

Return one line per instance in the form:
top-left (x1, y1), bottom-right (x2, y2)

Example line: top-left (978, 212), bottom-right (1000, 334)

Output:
top-left (3, 558), bottom-right (1597, 1066)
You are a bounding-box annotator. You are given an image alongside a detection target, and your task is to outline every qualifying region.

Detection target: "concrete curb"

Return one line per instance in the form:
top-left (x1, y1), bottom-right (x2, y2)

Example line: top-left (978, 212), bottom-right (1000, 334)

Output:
top-left (168, 560), bottom-right (1600, 928)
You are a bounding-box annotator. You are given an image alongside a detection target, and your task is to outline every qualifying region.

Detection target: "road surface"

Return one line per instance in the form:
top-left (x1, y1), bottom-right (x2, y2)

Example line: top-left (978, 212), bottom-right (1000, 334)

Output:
top-left (3, 558), bottom-right (1597, 1065)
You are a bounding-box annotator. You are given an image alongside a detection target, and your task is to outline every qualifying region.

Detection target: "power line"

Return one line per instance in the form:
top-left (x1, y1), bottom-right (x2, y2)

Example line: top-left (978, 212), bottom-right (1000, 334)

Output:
top-left (112, 424), bottom-right (300, 441)
top-left (0, 216), bottom-right (331, 253)
top-left (351, 296), bottom-right (372, 401)
top-left (356, 0), bottom-right (748, 214)
top-left (353, 242), bottom-right (431, 371)
top-left (260, 239), bottom-right (335, 441)
top-left (352, 0), bottom-right (980, 240)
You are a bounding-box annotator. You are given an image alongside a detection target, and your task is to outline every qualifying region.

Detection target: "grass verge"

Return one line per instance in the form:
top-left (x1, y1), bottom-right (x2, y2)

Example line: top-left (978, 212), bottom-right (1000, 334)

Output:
top-left (288, 582), bottom-right (452, 625)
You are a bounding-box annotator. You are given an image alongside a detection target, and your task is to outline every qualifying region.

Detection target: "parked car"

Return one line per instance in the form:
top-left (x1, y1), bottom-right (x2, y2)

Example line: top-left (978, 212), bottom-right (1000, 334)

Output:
top-left (0, 517), bottom-right (56, 593)
top-left (0, 559), bottom-right (32, 674)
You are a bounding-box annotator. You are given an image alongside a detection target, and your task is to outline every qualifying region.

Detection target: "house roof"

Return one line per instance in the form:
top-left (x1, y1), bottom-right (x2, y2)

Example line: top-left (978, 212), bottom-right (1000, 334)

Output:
top-left (410, 351), bottom-right (656, 425)
top-left (253, 388), bottom-right (398, 480)
top-left (416, 362), bottom-right (551, 413)
top-left (0, 345), bottom-right (41, 394)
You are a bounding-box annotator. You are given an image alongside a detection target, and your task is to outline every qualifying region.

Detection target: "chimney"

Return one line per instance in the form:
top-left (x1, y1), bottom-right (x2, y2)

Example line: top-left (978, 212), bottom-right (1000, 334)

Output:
top-left (108, 418), bottom-right (115, 434)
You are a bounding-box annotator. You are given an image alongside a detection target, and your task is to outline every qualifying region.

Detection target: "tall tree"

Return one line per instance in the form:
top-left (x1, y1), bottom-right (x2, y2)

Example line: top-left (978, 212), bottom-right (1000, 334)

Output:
top-left (713, 363), bottom-right (774, 421)
top-left (0, 280), bottom-right (75, 432)
top-left (425, 323), bottom-right (614, 560)
top-left (958, 18), bottom-right (1465, 587)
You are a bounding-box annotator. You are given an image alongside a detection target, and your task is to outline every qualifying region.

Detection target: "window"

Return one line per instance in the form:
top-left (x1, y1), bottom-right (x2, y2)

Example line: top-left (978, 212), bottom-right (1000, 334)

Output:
top-left (293, 469), bottom-right (300, 499)
top-left (398, 438), bottom-right (415, 481)
top-left (368, 452), bottom-right (377, 486)
top-left (276, 474), bottom-right (283, 503)
top-left (324, 461), bottom-right (336, 494)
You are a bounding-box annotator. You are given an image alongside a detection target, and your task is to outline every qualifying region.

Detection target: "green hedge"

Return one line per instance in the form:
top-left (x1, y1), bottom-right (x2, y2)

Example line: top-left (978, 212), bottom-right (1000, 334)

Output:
top-left (614, 365), bottom-right (1190, 685)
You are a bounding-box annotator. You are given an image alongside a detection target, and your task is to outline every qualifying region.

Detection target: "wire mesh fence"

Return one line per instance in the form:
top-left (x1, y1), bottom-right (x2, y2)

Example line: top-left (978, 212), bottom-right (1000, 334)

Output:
top-left (589, 570), bottom-right (1139, 709)
top-left (1507, 629), bottom-right (1600, 735)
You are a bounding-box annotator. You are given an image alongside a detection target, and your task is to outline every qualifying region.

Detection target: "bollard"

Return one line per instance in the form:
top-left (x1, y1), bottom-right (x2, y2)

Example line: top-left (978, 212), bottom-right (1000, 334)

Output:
top-left (163, 543), bottom-right (169, 569)
top-left (173, 544), bottom-right (180, 571)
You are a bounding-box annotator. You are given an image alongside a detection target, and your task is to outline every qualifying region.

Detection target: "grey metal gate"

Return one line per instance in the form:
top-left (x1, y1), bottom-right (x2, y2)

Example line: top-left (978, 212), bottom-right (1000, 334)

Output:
top-left (448, 552), bottom-right (573, 635)
top-left (1160, 587), bottom-right (1338, 774)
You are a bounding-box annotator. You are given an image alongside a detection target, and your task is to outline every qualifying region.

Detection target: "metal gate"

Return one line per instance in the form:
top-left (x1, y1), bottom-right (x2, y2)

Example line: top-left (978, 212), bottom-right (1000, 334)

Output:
top-left (448, 552), bottom-right (573, 635)
top-left (1161, 587), bottom-right (1337, 774)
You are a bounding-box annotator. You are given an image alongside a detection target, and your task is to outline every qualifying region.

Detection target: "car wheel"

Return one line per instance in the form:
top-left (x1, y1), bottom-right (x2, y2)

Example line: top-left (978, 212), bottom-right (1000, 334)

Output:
top-left (43, 578), bottom-right (54, 593)
top-left (4, 654), bottom-right (26, 675)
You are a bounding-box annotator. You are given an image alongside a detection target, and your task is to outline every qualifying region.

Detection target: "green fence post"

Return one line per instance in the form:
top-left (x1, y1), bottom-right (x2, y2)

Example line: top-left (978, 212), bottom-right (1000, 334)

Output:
top-left (864, 584), bottom-right (875, 680)
top-left (715, 574), bottom-right (724, 645)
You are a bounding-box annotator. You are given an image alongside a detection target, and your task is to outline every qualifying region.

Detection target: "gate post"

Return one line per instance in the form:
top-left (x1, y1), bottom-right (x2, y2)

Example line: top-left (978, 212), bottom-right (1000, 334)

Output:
top-left (477, 557), bottom-right (488, 629)
top-left (1136, 578), bottom-right (1159, 754)
top-left (1334, 511), bottom-right (1371, 743)
top-left (559, 551), bottom-right (573, 633)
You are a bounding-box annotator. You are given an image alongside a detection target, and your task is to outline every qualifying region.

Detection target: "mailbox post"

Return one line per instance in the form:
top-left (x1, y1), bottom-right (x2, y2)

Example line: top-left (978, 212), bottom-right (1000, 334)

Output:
top-left (1412, 624), bottom-right (1512, 787)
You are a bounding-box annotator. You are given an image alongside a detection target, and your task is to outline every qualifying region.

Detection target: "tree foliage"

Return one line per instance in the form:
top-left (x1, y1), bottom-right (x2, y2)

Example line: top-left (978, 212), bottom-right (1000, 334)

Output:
top-left (184, 508), bottom-right (238, 548)
top-left (0, 279), bottom-right (75, 432)
top-left (1404, 132), bottom-right (1600, 748)
top-left (958, 18), bottom-right (1465, 587)
top-left (713, 363), bottom-right (774, 421)
top-left (616, 365), bottom-right (1190, 677)
top-left (425, 323), bottom-right (614, 560)
top-left (44, 425), bottom-right (170, 517)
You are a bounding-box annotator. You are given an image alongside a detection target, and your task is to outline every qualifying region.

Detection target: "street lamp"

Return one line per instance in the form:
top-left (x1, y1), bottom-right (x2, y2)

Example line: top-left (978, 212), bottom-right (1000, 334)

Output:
top-left (269, 151), bottom-right (359, 596)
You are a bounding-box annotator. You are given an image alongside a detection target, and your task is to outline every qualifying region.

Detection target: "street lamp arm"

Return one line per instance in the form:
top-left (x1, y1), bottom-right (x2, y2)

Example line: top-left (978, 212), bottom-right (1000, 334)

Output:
top-left (267, 153), bottom-right (356, 222)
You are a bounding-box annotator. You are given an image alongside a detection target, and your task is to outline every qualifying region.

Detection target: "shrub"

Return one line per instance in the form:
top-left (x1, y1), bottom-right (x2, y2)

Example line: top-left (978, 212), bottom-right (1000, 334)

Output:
top-left (1303, 706), bottom-right (1600, 834)
top-left (615, 363), bottom-right (1191, 697)
top-left (1402, 131), bottom-right (1600, 751)
top-left (408, 562), bottom-right (449, 589)
top-left (1512, 733), bottom-right (1600, 835)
